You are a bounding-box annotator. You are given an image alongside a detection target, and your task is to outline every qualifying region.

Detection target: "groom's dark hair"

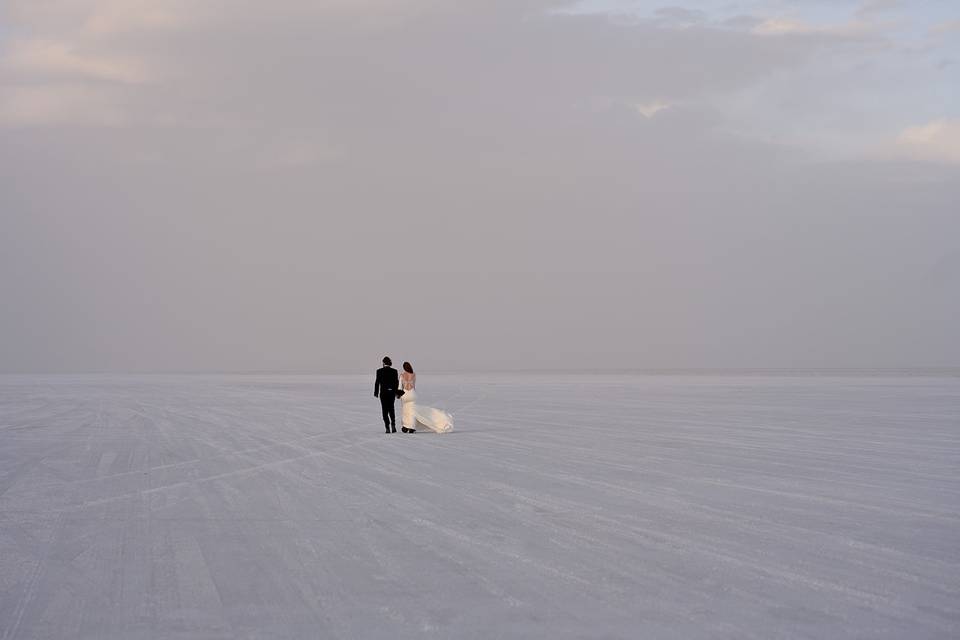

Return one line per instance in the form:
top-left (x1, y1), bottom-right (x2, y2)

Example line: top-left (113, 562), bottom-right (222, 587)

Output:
top-left (382, 356), bottom-right (392, 366)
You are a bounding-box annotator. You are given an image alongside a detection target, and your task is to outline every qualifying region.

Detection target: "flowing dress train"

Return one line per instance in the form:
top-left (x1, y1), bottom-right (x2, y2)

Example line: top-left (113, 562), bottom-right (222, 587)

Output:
top-left (400, 375), bottom-right (453, 433)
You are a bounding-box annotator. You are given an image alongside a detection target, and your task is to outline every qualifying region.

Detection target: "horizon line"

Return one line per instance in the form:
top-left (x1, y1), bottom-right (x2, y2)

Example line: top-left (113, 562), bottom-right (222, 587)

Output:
top-left (2, 366), bottom-right (959, 377)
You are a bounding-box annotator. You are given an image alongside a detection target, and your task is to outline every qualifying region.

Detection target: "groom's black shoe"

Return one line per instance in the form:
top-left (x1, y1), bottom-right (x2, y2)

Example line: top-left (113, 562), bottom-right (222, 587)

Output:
top-left (391, 426), bottom-right (397, 433)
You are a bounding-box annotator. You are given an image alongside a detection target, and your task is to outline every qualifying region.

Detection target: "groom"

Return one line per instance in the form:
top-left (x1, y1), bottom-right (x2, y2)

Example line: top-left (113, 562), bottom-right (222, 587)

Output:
top-left (374, 356), bottom-right (399, 434)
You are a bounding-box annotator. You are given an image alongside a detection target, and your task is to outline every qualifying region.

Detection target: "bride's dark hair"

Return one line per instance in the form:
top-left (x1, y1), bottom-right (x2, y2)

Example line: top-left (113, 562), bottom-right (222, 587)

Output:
top-left (403, 362), bottom-right (414, 374)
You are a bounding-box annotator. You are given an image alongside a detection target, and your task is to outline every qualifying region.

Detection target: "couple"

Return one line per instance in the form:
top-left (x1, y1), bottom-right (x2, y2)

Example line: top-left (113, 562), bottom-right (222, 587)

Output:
top-left (374, 357), bottom-right (453, 434)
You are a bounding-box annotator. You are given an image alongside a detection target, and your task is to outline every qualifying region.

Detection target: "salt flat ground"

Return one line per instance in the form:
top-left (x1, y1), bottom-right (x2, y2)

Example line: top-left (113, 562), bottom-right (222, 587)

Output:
top-left (0, 374), bottom-right (958, 640)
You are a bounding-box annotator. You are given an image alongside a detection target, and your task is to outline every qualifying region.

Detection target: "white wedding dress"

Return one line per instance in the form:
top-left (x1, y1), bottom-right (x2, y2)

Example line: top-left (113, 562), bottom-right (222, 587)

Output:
top-left (401, 373), bottom-right (453, 433)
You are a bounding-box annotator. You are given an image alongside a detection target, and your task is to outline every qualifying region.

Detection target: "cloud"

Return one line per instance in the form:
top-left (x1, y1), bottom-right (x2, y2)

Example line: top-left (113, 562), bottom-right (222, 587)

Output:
top-left (897, 119), bottom-right (960, 164)
top-left (653, 7), bottom-right (707, 27)
top-left (0, 0), bottom-right (178, 126)
top-left (0, 84), bottom-right (127, 126)
top-left (752, 19), bottom-right (812, 36)
top-left (750, 17), bottom-right (875, 38)
top-left (634, 100), bottom-right (672, 118)
top-left (4, 0), bottom-right (198, 36)
top-left (2, 38), bottom-right (149, 83)
top-left (931, 20), bottom-right (960, 36)
top-left (0, 1), bottom-right (833, 129)
top-left (856, 0), bottom-right (901, 18)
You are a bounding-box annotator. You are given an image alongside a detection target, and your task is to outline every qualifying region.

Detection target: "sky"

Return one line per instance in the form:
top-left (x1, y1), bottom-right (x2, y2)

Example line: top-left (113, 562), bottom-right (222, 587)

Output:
top-left (0, 0), bottom-right (958, 373)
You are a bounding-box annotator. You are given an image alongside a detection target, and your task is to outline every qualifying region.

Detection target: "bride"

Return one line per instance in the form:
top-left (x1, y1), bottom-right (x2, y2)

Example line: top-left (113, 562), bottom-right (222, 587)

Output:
top-left (399, 361), bottom-right (453, 434)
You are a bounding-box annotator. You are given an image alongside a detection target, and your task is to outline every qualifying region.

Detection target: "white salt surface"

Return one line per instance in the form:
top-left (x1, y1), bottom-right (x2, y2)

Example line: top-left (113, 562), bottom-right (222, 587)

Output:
top-left (1, 373), bottom-right (958, 639)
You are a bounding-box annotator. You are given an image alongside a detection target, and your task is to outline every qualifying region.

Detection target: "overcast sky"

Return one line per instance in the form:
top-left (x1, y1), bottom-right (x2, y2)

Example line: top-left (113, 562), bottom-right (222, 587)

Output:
top-left (1, 0), bottom-right (958, 373)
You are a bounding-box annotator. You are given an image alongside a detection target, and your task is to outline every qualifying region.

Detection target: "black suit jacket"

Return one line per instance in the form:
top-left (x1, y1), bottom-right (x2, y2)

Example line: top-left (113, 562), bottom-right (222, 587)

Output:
top-left (374, 366), bottom-right (399, 398)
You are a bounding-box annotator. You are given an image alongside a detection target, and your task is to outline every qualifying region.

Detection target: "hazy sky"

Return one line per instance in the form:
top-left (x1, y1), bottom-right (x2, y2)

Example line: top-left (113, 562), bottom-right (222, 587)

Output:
top-left (1, 0), bottom-right (958, 373)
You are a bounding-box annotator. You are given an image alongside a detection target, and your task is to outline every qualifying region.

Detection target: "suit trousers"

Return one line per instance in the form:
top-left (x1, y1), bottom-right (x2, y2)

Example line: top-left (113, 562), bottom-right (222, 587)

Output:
top-left (379, 391), bottom-right (396, 428)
